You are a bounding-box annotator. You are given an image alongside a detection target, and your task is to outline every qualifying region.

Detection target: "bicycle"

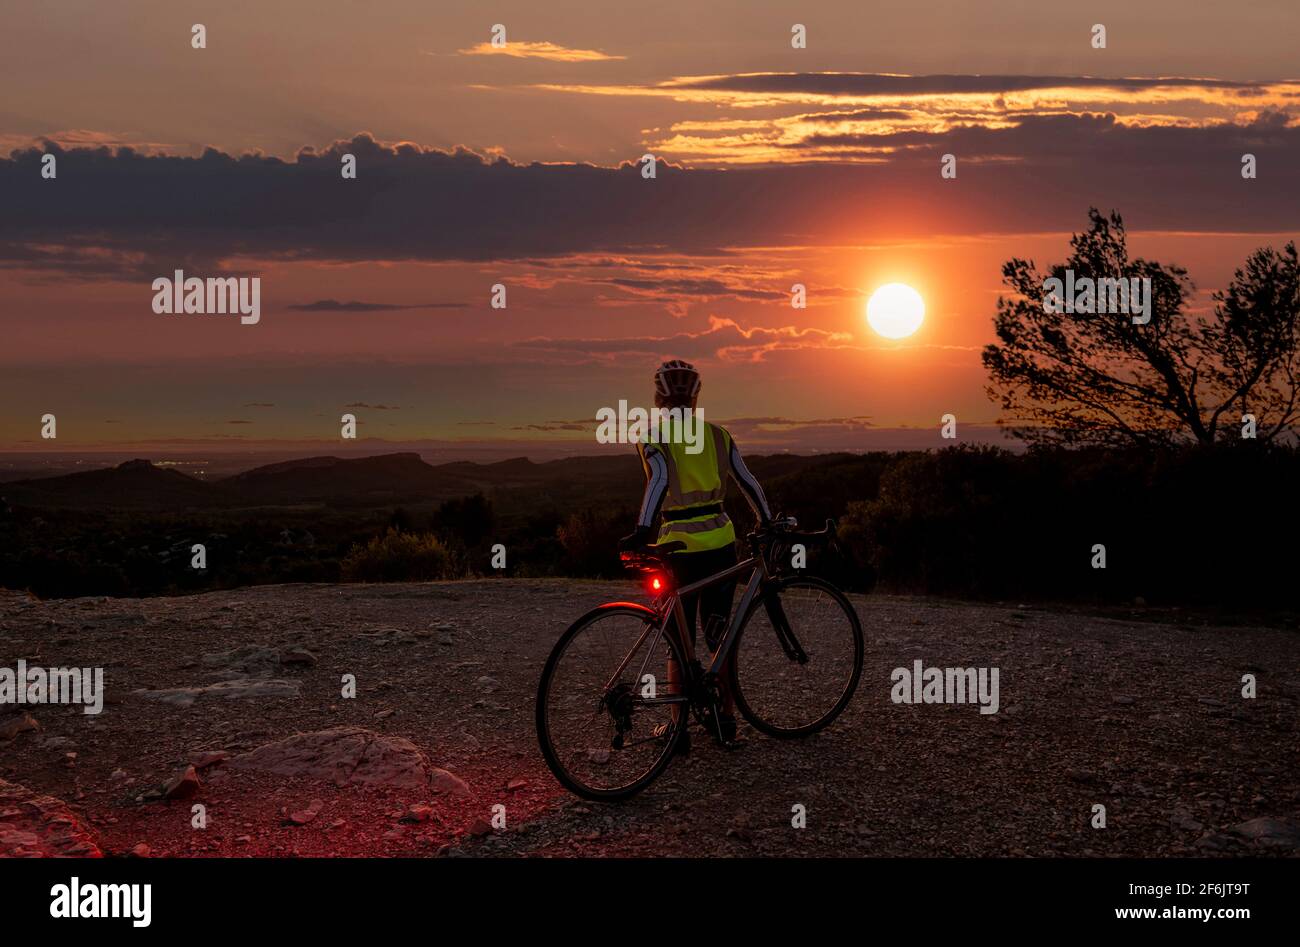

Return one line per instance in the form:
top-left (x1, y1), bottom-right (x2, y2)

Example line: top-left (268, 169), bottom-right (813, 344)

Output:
top-left (536, 516), bottom-right (864, 800)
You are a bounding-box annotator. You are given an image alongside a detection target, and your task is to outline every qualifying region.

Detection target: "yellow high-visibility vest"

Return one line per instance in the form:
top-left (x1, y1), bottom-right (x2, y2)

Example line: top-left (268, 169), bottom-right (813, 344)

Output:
top-left (638, 420), bottom-right (735, 552)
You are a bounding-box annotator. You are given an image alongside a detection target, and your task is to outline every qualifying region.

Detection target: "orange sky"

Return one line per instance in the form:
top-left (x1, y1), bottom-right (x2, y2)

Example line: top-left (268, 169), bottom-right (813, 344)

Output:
top-left (2, 1), bottom-right (1298, 456)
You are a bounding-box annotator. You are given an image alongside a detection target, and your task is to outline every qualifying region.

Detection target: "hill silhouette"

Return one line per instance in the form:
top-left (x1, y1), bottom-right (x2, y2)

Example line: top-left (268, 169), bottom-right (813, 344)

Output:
top-left (0, 452), bottom-right (645, 512)
top-left (0, 459), bottom-right (228, 510)
top-left (222, 452), bottom-right (472, 505)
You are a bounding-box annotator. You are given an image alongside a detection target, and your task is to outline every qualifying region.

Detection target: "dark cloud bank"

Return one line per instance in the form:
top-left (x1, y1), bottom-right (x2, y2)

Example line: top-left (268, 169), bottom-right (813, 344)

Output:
top-left (2, 116), bottom-right (1298, 278)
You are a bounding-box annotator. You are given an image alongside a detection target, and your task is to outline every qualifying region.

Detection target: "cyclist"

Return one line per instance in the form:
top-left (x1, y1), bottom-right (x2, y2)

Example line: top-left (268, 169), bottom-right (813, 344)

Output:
top-left (619, 358), bottom-right (773, 751)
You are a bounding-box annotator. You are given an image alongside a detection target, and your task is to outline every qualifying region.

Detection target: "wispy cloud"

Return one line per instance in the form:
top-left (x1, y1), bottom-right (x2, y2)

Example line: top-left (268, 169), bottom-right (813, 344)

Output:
top-left (454, 41), bottom-right (624, 62)
top-left (525, 71), bottom-right (1300, 165)
top-left (287, 299), bottom-right (468, 312)
top-left (515, 315), bottom-right (854, 362)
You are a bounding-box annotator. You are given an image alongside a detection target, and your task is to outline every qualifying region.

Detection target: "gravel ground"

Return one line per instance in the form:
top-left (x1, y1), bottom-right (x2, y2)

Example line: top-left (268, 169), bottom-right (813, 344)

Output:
top-left (1, 580), bottom-right (1296, 857)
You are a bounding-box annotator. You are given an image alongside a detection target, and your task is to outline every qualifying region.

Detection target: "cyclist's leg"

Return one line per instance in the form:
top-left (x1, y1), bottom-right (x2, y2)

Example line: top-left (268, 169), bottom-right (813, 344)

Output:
top-left (668, 546), bottom-right (740, 735)
top-left (697, 544), bottom-right (740, 714)
top-left (665, 554), bottom-right (703, 737)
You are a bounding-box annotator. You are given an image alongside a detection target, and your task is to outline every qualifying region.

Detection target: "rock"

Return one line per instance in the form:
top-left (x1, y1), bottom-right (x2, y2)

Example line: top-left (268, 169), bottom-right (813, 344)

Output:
top-left (130, 842), bottom-right (151, 858)
top-left (1227, 816), bottom-right (1300, 851)
top-left (0, 779), bottom-right (102, 857)
top-left (133, 678), bottom-right (301, 707)
top-left (1169, 809), bottom-right (1204, 833)
top-left (1194, 831), bottom-right (1241, 852)
top-left (506, 778), bottom-right (528, 792)
top-left (201, 645), bottom-right (282, 674)
top-left (1112, 696), bottom-right (1136, 706)
top-left (400, 804), bottom-right (433, 824)
top-left (286, 799), bottom-right (325, 826)
top-left (476, 675), bottom-right (500, 692)
top-left (188, 750), bottom-right (230, 770)
top-left (468, 818), bottom-right (493, 837)
top-left (163, 765), bottom-right (201, 800)
top-left (0, 712), bottom-right (41, 741)
top-left (279, 647), bottom-right (317, 667)
top-left (430, 768), bottom-right (472, 797)
top-left (588, 749), bottom-right (611, 765)
top-left (228, 727), bottom-right (433, 789)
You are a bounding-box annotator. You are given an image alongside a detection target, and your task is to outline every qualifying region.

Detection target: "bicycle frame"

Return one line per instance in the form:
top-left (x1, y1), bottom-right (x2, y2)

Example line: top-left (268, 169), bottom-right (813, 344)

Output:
top-left (602, 542), bottom-right (802, 704)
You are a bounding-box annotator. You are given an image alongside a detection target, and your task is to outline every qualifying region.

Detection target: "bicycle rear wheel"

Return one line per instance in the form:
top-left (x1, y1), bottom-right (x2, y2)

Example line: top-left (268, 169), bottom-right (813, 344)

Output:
top-left (729, 575), bottom-right (863, 737)
top-left (536, 603), bottom-right (689, 800)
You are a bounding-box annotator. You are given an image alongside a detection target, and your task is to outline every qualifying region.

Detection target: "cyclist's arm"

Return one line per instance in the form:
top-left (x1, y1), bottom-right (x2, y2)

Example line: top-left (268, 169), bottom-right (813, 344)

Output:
top-left (636, 443), bottom-right (670, 528)
top-left (728, 438), bottom-right (772, 523)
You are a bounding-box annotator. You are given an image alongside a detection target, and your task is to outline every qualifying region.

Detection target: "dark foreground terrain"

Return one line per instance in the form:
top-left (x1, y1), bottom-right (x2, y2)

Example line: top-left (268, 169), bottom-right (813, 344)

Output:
top-left (1, 580), bottom-right (1297, 857)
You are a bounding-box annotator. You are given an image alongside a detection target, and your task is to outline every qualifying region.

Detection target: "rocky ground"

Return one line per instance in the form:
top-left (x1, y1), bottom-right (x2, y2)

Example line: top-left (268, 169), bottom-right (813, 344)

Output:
top-left (1, 580), bottom-right (1297, 858)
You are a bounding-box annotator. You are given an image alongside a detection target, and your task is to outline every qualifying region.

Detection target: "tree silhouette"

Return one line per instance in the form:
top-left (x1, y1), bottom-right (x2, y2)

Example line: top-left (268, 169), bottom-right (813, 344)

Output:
top-left (983, 209), bottom-right (1300, 447)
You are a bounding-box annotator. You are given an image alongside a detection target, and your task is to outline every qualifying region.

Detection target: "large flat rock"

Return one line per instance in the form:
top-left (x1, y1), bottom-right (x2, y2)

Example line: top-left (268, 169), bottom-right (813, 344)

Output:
top-left (227, 727), bottom-right (432, 789)
top-left (0, 779), bottom-right (102, 858)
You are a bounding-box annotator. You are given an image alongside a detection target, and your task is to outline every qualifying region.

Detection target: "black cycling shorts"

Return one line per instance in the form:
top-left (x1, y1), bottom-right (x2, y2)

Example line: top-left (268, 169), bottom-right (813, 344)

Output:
top-left (666, 543), bottom-right (739, 652)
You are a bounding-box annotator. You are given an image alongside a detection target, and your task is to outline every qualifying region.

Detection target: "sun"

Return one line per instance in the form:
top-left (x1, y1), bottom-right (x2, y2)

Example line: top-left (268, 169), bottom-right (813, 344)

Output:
top-left (866, 283), bottom-right (925, 339)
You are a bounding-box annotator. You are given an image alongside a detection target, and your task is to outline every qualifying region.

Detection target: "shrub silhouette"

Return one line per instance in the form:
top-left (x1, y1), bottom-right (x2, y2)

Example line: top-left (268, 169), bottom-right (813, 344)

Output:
top-left (340, 528), bottom-right (458, 582)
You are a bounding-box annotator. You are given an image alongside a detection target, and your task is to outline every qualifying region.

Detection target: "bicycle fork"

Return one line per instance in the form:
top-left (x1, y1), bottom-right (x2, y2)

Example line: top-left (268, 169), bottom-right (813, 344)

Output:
top-left (762, 587), bottom-right (809, 664)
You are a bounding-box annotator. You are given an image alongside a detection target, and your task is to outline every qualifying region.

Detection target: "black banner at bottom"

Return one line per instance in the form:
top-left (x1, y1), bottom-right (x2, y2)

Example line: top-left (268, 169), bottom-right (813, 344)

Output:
top-left (0, 857), bottom-right (1289, 933)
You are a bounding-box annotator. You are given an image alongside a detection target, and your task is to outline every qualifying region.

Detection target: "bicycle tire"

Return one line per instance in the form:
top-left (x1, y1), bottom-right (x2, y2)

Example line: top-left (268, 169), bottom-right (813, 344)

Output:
top-left (536, 603), bottom-right (688, 801)
top-left (728, 575), bottom-right (864, 738)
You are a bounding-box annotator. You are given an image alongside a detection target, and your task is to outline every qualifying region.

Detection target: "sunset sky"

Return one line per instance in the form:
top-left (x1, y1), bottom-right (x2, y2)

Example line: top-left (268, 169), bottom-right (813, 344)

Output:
top-left (3, 0), bottom-right (1298, 459)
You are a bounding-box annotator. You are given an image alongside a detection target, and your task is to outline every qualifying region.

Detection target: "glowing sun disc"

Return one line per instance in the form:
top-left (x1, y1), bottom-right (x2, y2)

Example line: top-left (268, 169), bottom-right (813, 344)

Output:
top-left (866, 283), bottom-right (925, 339)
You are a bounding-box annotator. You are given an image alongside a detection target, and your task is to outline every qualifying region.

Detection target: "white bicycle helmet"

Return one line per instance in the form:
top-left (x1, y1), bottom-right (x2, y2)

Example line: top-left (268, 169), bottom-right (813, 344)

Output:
top-left (653, 359), bottom-right (701, 404)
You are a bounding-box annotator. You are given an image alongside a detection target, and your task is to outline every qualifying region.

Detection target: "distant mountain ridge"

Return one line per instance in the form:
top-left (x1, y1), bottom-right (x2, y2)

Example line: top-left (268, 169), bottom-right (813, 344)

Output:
top-left (0, 458), bottom-right (229, 510)
top-left (0, 451), bottom-right (641, 511)
top-left (0, 449), bottom-right (868, 514)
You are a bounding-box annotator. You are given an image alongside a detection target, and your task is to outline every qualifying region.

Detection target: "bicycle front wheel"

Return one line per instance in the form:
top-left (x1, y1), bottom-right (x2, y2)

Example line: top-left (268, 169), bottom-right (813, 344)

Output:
top-left (729, 575), bottom-right (863, 737)
top-left (536, 603), bottom-right (689, 801)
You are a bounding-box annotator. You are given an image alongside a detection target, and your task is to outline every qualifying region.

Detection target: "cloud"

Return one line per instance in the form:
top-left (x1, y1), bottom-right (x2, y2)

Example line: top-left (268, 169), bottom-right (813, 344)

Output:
top-left (286, 299), bottom-right (468, 312)
top-left (800, 108), bottom-right (915, 123)
top-left (533, 73), bottom-right (1292, 114)
top-left (659, 72), bottom-right (1259, 96)
top-left (515, 315), bottom-right (853, 362)
top-left (0, 129), bottom-right (180, 154)
top-left (3, 114), bottom-right (1298, 281)
top-left (510, 420), bottom-right (593, 432)
top-left (455, 41), bottom-right (624, 62)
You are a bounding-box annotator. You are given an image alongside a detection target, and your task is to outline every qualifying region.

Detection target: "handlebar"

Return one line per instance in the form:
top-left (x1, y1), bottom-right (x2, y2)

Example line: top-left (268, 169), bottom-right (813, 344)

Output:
top-left (748, 516), bottom-right (838, 547)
